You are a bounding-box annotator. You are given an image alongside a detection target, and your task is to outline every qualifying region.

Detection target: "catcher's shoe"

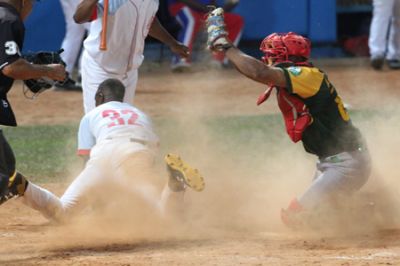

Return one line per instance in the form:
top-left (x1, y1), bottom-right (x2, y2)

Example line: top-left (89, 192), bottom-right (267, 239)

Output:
top-left (0, 172), bottom-right (28, 205)
top-left (281, 198), bottom-right (305, 229)
top-left (165, 153), bottom-right (205, 192)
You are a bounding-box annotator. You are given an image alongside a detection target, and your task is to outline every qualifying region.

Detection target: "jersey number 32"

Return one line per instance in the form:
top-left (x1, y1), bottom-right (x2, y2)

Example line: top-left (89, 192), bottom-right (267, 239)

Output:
top-left (102, 109), bottom-right (140, 128)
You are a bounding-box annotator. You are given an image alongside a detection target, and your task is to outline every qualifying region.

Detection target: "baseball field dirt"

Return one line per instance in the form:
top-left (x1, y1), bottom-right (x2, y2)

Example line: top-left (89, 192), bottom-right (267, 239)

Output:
top-left (1, 60), bottom-right (400, 265)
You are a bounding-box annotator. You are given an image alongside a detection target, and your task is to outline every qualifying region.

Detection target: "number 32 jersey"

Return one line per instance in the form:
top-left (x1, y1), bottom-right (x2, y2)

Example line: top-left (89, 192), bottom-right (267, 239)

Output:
top-left (77, 101), bottom-right (159, 155)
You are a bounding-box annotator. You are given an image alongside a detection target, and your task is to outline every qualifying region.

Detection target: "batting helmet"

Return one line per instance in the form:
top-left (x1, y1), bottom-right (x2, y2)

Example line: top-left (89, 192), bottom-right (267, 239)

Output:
top-left (260, 32), bottom-right (311, 65)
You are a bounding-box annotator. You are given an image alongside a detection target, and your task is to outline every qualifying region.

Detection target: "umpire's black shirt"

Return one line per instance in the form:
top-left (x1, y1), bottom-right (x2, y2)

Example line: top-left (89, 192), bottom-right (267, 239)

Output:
top-left (0, 3), bottom-right (24, 126)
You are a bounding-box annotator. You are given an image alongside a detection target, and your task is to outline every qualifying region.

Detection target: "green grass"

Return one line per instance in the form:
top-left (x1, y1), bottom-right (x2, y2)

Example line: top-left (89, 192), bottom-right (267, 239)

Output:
top-left (2, 124), bottom-right (79, 182)
top-left (2, 108), bottom-right (396, 183)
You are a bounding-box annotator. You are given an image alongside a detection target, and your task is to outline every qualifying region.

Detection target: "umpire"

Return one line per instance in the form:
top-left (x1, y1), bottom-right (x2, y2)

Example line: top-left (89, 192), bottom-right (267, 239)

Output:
top-left (0, 0), bottom-right (66, 203)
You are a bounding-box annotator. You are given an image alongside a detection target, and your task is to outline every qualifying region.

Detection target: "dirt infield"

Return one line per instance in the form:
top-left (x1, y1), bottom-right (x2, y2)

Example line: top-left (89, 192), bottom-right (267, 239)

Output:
top-left (1, 60), bottom-right (400, 265)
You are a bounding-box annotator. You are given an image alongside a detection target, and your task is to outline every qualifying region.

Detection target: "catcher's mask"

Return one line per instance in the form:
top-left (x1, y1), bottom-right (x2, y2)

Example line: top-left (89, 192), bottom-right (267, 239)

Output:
top-left (260, 32), bottom-right (311, 65)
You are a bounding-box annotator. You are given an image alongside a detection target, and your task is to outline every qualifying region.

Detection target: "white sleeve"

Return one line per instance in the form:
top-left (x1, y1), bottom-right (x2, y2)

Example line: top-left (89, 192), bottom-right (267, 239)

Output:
top-left (77, 115), bottom-right (95, 156)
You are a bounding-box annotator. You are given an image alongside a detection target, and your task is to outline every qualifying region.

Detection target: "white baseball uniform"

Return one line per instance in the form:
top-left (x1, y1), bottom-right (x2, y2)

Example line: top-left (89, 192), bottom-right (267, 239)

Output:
top-left (81, 0), bottom-right (159, 113)
top-left (369, 0), bottom-right (400, 60)
top-left (21, 101), bottom-right (182, 222)
top-left (59, 0), bottom-right (89, 74)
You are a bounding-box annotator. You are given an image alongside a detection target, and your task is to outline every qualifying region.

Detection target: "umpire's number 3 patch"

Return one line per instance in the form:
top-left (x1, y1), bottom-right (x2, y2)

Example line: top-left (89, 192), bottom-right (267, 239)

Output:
top-left (4, 41), bottom-right (19, 55)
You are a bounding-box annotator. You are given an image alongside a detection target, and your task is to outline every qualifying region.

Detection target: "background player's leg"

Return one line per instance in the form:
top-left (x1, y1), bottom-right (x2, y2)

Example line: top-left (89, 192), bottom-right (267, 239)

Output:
top-left (386, 0), bottom-right (400, 68)
top-left (81, 51), bottom-right (119, 113)
top-left (171, 7), bottom-right (203, 70)
top-left (369, 0), bottom-right (394, 67)
top-left (122, 69), bottom-right (138, 105)
top-left (59, 0), bottom-right (86, 75)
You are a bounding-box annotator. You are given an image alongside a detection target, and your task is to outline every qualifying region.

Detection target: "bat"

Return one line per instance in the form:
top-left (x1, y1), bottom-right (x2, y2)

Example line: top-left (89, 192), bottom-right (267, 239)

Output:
top-left (100, 0), bottom-right (109, 51)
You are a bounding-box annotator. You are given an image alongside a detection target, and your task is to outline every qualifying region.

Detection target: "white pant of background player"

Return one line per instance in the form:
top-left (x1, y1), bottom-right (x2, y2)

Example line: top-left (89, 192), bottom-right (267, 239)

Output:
top-left (369, 0), bottom-right (400, 60)
top-left (81, 0), bottom-right (159, 113)
top-left (59, 0), bottom-right (89, 74)
top-left (21, 141), bottom-right (182, 222)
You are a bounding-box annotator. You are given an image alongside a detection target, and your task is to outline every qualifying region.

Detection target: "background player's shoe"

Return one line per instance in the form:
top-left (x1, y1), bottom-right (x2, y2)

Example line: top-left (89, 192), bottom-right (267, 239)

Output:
top-left (387, 59), bottom-right (400, 70)
top-left (54, 78), bottom-right (82, 91)
top-left (0, 173), bottom-right (28, 205)
top-left (171, 60), bottom-right (191, 73)
top-left (370, 56), bottom-right (384, 70)
top-left (165, 153), bottom-right (205, 192)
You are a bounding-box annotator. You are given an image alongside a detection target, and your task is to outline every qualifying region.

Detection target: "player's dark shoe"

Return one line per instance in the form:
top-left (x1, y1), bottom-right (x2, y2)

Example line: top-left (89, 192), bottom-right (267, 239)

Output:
top-left (54, 78), bottom-right (82, 91)
top-left (165, 153), bottom-right (205, 192)
top-left (387, 59), bottom-right (400, 70)
top-left (370, 56), bottom-right (384, 70)
top-left (171, 61), bottom-right (191, 73)
top-left (0, 173), bottom-right (28, 205)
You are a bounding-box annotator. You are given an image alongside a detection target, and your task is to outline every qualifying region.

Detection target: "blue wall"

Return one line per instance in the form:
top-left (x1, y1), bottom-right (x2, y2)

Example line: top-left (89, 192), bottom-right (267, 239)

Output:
top-left (234, 0), bottom-right (336, 42)
top-left (23, 0), bottom-right (65, 53)
top-left (23, 0), bottom-right (337, 52)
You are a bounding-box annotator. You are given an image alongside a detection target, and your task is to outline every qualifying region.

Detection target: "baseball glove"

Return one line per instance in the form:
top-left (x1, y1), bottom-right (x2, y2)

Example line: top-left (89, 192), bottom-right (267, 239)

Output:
top-left (22, 49), bottom-right (67, 97)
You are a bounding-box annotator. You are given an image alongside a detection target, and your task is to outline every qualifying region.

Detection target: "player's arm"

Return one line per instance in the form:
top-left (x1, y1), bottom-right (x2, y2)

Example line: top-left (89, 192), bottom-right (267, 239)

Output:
top-left (74, 0), bottom-right (99, 23)
top-left (148, 17), bottom-right (189, 59)
top-left (2, 59), bottom-right (66, 81)
top-left (77, 115), bottom-right (95, 159)
top-left (225, 47), bottom-right (287, 87)
top-left (222, 0), bottom-right (239, 12)
top-left (0, 23), bottom-right (66, 81)
top-left (206, 7), bottom-right (286, 86)
top-left (176, 0), bottom-right (210, 13)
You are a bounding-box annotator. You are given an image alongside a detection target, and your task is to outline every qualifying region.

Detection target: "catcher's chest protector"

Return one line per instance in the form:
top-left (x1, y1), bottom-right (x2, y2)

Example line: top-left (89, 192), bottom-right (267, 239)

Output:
top-left (258, 87), bottom-right (311, 143)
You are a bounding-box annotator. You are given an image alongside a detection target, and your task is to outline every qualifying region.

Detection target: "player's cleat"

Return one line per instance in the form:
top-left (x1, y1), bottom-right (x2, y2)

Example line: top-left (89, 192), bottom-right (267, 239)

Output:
top-left (165, 153), bottom-right (205, 192)
top-left (54, 78), bottom-right (82, 91)
top-left (171, 60), bottom-right (191, 73)
top-left (281, 198), bottom-right (305, 229)
top-left (370, 56), bottom-right (384, 70)
top-left (0, 172), bottom-right (28, 205)
top-left (387, 59), bottom-right (400, 70)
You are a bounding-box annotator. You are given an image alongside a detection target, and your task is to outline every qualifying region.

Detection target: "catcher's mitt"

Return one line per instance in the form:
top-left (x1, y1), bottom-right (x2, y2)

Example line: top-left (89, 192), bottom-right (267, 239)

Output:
top-left (206, 7), bottom-right (232, 51)
top-left (22, 49), bottom-right (67, 98)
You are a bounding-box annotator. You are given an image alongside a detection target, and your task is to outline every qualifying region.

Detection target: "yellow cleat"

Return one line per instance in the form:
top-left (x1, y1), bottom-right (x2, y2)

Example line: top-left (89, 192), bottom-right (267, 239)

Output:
top-left (165, 153), bottom-right (205, 192)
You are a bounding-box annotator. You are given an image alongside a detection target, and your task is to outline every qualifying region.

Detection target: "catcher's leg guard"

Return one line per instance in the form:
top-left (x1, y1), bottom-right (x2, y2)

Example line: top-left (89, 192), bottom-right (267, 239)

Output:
top-left (0, 172), bottom-right (28, 205)
top-left (165, 153), bottom-right (205, 192)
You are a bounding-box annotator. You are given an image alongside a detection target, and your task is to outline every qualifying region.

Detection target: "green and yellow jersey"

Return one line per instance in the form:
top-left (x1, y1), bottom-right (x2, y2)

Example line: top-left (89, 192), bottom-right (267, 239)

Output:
top-left (280, 65), bottom-right (364, 158)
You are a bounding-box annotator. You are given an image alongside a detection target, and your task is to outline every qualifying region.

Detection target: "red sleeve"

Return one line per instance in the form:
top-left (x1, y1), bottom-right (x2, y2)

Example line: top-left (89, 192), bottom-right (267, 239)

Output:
top-left (77, 149), bottom-right (91, 156)
top-left (89, 6), bottom-right (98, 21)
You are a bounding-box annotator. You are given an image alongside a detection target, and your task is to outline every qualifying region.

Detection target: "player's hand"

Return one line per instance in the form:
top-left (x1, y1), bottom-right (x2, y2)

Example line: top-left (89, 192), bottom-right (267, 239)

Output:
top-left (170, 42), bottom-right (190, 59)
top-left (46, 64), bottom-right (67, 81)
top-left (223, 0), bottom-right (239, 12)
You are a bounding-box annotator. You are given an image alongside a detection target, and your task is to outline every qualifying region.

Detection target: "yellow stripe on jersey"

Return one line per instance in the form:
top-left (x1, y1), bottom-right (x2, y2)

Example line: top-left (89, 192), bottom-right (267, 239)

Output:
top-left (287, 67), bottom-right (324, 98)
top-left (8, 171), bottom-right (17, 187)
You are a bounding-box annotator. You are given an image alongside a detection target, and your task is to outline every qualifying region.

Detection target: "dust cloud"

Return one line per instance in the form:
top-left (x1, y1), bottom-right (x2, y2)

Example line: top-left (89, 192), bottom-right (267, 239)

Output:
top-left (46, 66), bottom-right (400, 250)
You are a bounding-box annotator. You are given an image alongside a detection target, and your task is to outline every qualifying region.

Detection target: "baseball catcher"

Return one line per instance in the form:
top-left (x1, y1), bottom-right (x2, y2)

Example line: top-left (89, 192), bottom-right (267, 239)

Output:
top-left (206, 8), bottom-right (371, 229)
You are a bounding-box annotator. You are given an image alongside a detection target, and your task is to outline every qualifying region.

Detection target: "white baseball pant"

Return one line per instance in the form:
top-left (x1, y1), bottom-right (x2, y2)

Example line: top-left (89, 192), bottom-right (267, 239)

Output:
top-left (299, 148), bottom-right (371, 209)
top-left (369, 0), bottom-right (400, 60)
top-left (59, 0), bottom-right (89, 74)
top-left (21, 140), bottom-right (183, 222)
top-left (81, 50), bottom-right (139, 113)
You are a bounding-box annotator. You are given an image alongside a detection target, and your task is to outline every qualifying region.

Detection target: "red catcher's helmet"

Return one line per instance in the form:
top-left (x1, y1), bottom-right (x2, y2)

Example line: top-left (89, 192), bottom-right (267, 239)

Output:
top-left (260, 32), bottom-right (311, 64)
